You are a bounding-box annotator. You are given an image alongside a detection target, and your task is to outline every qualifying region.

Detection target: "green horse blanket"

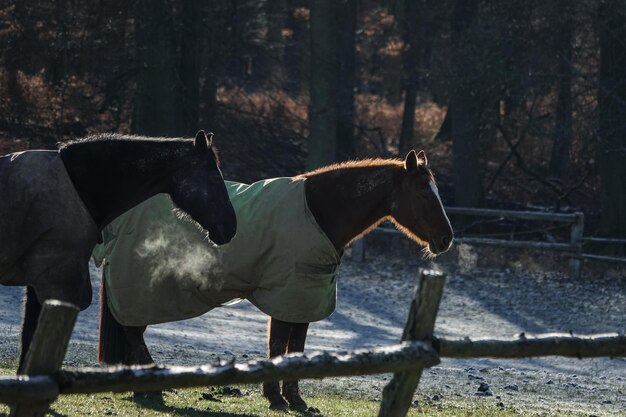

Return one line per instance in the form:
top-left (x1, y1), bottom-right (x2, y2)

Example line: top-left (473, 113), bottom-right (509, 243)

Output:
top-left (94, 177), bottom-right (341, 326)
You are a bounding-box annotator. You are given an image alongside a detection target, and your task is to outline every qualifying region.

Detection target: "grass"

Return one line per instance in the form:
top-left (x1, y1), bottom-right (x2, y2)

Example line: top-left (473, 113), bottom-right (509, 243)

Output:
top-left (0, 381), bottom-right (594, 417)
top-left (0, 365), bottom-right (602, 416)
top-left (0, 386), bottom-right (547, 417)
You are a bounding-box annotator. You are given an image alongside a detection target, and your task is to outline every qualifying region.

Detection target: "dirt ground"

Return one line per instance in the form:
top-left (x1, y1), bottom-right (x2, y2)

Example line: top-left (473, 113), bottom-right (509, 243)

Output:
top-left (0, 240), bottom-right (624, 416)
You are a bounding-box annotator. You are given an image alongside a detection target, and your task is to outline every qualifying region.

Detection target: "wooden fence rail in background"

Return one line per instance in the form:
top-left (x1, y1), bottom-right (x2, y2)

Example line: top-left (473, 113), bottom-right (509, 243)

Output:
top-left (580, 236), bottom-right (626, 265)
top-left (444, 207), bottom-right (580, 222)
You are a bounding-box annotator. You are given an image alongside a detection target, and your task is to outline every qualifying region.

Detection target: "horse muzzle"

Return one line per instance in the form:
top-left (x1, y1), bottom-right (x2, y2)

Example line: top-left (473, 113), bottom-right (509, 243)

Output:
top-left (428, 234), bottom-right (453, 255)
top-left (208, 209), bottom-right (237, 245)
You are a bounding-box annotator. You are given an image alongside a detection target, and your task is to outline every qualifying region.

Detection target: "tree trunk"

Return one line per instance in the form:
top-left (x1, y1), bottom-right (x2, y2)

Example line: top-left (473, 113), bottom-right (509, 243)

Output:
top-left (48, 0), bottom-right (70, 84)
top-left (450, 0), bottom-right (483, 207)
top-left (433, 110), bottom-right (451, 142)
top-left (398, 0), bottom-right (420, 156)
top-left (259, 0), bottom-right (287, 87)
top-left (3, 3), bottom-right (36, 131)
top-left (307, 0), bottom-right (338, 169)
top-left (549, 0), bottom-right (573, 179)
top-left (132, 0), bottom-right (183, 137)
top-left (598, 1), bottom-right (626, 251)
top-left (198, 2), bottom-right (220, 130)
top-left (335, 0), bottom-right (357, 161)
top-left (283, 0), bottom-right (308, 95)
top-left (180, 0), bottom-right (202, 135)
top-left (200, 52), bottom-right (218, 131)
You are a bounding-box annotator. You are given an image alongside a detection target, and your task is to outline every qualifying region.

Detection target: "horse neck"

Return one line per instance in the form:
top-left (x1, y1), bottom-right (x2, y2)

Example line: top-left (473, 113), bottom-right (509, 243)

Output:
top-left (61, 140), bottom-right (188, 228)
top-left (304, 164), bottom-right (402, 251)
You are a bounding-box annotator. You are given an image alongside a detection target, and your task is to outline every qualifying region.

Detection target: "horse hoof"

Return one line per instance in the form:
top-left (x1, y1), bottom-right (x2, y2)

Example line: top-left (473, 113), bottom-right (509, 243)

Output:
top-left (263, 382), bottom-right (288, 410)
top-left (268, 398), bottom-right (289, 411)
top-left (265, 392), bottom-right (289, 410)
top-left (266, 394), bottom-right (289, 411)
top-left (265, 391), bottom-right (289, 410)
top-left (287, 396), bottom-right (308, 412)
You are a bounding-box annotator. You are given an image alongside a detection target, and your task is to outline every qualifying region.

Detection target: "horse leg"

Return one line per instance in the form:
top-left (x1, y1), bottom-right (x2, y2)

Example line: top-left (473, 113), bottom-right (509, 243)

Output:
top-left (123, 326), bottom-right (162, 401)
top-left (98, 265), bottom-right (128, 364)
top-left (18, 286), bottom-right (42, 373)
top-left (281, 322), bottom-right (310, 411)
top-left (123, 325), bottom-right (153, 365)
top-left (262, 317), bottom-right (290, 410)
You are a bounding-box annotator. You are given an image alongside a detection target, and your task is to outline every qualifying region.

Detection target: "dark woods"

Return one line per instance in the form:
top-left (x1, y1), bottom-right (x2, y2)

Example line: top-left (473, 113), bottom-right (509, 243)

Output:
top-left (1, 0), bottom-right (625, 246)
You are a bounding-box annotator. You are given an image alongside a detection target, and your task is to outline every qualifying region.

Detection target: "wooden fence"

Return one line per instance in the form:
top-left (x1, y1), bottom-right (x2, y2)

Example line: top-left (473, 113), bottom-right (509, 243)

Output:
top-left (2, 271), bottom-right (625, 417)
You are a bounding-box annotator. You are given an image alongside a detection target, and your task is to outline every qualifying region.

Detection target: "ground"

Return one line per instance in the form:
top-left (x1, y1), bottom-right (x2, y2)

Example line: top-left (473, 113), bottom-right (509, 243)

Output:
top-left (0, 241), bottom-right (624, 416)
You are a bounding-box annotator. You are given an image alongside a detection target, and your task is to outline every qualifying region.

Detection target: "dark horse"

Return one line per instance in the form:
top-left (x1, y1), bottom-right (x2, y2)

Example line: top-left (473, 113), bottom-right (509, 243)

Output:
top-left (97, 150), bottom-right (453, 410)
top-left (0, 130), bottom-right (236, 372)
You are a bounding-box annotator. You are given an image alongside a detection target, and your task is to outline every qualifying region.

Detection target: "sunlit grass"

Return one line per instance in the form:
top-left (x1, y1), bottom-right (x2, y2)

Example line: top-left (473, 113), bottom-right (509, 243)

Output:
top-left (0, 386), bottom-right (558, 417)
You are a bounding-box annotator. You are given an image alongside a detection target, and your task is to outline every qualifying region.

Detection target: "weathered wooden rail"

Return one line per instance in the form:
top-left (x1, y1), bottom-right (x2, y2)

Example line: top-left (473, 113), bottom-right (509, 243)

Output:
top-left (3, 270), bottom-right (625, 417)
top-left (0, 342), bottom-right (439, 399)
top-left (435, 333), bottom-right (626, 358)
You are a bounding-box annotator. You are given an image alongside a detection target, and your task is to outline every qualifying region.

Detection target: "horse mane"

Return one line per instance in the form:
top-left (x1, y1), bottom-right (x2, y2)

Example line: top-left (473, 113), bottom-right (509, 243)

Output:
top-left (58, 133), bottom-right (191, 148)
top-left (303, 157), bottom-right (433, 181)
top-left (303, 158), bottom-right (402, 176)
top-left (58, 133), bottom-right (221, 166)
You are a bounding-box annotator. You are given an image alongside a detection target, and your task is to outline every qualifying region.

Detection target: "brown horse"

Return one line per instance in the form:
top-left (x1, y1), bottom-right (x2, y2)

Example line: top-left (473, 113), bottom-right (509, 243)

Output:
top-left (97, 150), bottom-right (453, 410)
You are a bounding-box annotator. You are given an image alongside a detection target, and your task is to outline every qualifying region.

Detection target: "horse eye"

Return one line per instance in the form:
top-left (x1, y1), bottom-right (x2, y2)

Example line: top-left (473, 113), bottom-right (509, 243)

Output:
top-left (419, 186), bottom-right (433, 199)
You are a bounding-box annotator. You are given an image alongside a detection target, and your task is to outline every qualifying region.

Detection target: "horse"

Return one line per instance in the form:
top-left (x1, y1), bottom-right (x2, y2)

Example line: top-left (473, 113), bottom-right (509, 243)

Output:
top-left (0, 130), bottom-right (237, 372)
top-left (96, 149), bottom-right (453, 410)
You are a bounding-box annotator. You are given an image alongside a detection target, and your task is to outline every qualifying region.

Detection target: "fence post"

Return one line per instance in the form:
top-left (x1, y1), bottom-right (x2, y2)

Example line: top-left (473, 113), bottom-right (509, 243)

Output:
top-left (10, 300), bottom-right (79, 417)
top-left (569, 212), bottom-right (584, 279)
top-left (351, 237), bottom-right (365, 262)
top-left (377, 270), bottom-right (446, 417)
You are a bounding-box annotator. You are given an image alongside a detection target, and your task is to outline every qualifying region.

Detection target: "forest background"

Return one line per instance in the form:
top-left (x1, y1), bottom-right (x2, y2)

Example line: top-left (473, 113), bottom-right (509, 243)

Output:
top-left (1, 0), bottom-right (625, 250)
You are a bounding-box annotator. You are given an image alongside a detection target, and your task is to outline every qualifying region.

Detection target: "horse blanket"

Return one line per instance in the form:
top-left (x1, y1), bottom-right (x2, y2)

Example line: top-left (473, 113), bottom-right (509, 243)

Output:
top-left (93, 177), bottom-right (341, 326)
top-left (0, 150), bottom-right (99, 309)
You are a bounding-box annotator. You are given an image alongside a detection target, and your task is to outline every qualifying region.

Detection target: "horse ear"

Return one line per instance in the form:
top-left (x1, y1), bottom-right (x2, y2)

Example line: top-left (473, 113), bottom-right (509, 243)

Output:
top-left (206, 132), bottom-right (214, 147)
top-left (404, 150), bottom-right (419, 173)
top-left (194, 130), bottom-right (208, 153)
top-left (417, 150), bottom-right (428, 166)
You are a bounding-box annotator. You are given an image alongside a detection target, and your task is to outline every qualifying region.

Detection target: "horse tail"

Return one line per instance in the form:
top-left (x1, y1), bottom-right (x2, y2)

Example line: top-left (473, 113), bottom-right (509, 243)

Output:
top-left (98, 266), bottom-right (127, 364)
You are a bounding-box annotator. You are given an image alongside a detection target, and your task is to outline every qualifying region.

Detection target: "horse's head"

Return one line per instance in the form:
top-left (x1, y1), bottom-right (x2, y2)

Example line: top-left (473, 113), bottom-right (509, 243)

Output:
top-left (390, 150), bottom-right (453, 255)
top-left (168, 130), bottom-right (237, 245)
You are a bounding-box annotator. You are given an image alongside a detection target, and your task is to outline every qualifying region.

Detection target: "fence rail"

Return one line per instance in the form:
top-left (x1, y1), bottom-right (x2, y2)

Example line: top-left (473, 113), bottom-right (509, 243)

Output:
top-left (435, 333), bottom-right (626, 358)
top-left (454, 237), bottom-right (572, 251)
top-left (56, 342), bottom-right (438, 395)
top-left (3, 269), bottom-right (626, 416)
top-left (444, 206), bottom-right (579, 223)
